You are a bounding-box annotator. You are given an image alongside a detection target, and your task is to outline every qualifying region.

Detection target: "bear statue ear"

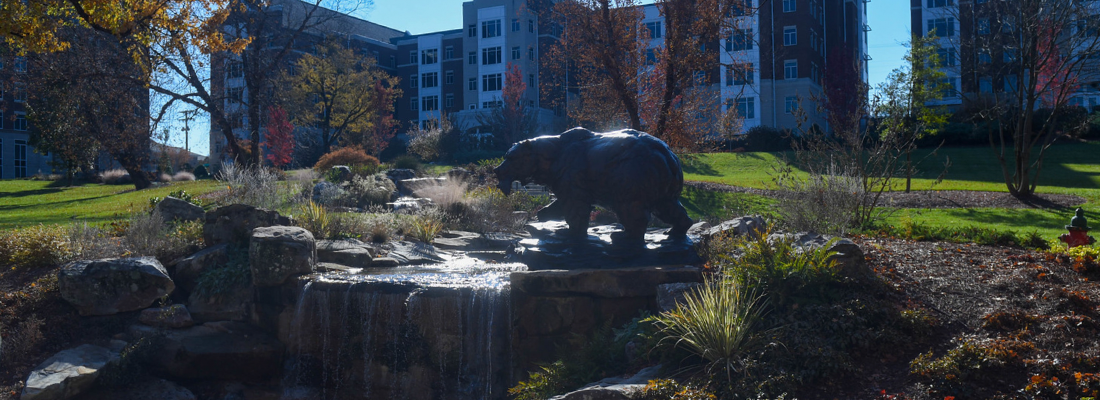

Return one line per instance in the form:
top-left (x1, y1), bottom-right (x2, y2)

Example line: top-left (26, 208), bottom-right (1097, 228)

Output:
top-left (559, 127), bottom-right (595, 143)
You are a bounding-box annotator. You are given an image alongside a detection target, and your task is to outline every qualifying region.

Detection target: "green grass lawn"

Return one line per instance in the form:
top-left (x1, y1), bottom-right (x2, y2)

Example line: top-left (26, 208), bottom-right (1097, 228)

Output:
top-left (0, 179), bottom-right (225, 230)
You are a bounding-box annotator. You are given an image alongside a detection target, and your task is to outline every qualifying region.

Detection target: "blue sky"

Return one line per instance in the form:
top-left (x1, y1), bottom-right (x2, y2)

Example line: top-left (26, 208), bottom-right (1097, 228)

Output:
top-left (178, 0), bottom-right (911, 157)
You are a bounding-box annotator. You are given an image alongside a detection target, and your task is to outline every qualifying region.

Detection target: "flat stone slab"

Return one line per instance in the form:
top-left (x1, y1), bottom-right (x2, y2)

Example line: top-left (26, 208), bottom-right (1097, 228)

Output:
top-left (22, 344), bottom-right (119, 400)
top-left (317, 239), bottom-right (374, 267)
top-left (130, 321), bottom-right (283, 382)
top-left (511, 266), bottom-right (702, 298)
top-left (512, 223), bottom-right (701, 271)
top-left (432, 231), bottom-right (483, 250)
top-left (384, 241), bottom-right (446, 265)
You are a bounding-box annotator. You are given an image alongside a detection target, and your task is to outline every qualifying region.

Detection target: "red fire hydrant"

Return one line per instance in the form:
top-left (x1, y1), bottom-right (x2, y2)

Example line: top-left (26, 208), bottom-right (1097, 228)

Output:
top-left (1060, 208), bottom-right (1096, 248)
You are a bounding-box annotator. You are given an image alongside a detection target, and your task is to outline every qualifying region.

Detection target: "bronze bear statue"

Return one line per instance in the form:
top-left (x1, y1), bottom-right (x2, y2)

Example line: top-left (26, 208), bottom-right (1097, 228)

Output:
top-left (494, 127), bottom-right (693, 246)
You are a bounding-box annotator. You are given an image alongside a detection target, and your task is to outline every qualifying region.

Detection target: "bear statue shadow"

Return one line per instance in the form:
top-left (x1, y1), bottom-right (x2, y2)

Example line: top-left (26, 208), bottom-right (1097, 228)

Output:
top-left (494, 127), bottom-right (694, 251)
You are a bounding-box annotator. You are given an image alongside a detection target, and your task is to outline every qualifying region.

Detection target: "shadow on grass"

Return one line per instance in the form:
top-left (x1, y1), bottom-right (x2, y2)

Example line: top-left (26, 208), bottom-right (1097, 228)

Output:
top-left (934, 207), bottom-right (1100, 232)
top-left (680, 186), bottom-right (775, 221)
top-left (0, 187), bottom-right (64, 198)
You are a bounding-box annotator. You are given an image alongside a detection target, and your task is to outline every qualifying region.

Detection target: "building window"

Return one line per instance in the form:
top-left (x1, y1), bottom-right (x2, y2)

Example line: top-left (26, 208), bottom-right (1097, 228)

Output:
top-left (977, 19), bottom-right (990, 35)
top-left (411, 97), bottom-right (419, 111)
top-left (14, 114), bottom-right (28, 131)
top-left (811, 62), bottom-right (819, 84)
top-left (469, 51), bottom-right (476, 64)
top-left (512, 19), bottom-right (520, 32)
top-left (1004, 75), bottom-right (1018, 92)
top-left (482, 20), bottom-right (501, 38)
top-left (783, 59), bottom-right (797, 79)
top-left (979, 76), bottom-right (993, 94)
top-left (469, 77), bottom-right (477, 91)
top-left (727, 28), bottom-right (753, 51)
top-left (783, 26), bottom-right (797, 46)
top-left (978, 50), bottom-right (992, 64)
top-left (14, 57), bottom-right (26, 73)
top-left (926, 0), bottom-right (953, 7)
top-left (422, 49), bottom-right (438, 65)
top-left (422, 96), bottom-right (439, 112)
top-left (528, 46), bottom-right (535, 61)
top-left (446, 70), bottom-right (454, 85)
top-left (482, 47), bottom-right (502, 65)
top-left (482, 100), bottom-right (503, 109)
top-left (482, 73), bottom-right (503, 91)
top-left (410, 74), bottom-right (418, 89)
top-left (927, 18), bottom-right (955, 37)
top-left (445, 46), bottom-right (454, 59)
top-left (528, 74), bottom-right (535, 85)
top-left (390, 56), bottom-right (396, 67)
top-left (937, 47), bottom-right (957, 67)
top-left (726, 63), bottom-right (753, 85)
top-left (512, 46), bottom-right (521, 60)
top-left (409, 50), bottom-right (418, 64)
top-left (469, 104), bottom-right (476, 110)
top-left (529, 19), bottom-right (535, 33)
top-left (445, 94), bottom-right (454, 108)
top-left (14, 82), bottom-right (27, 103)
top-left (782, 0), bottom-right (795, 13)
top-left (226, 62), bottom-right (243, 78)
top-left (468, 24), bottom-right (476, 37)
top-left (421, 72), bottom-right (438, 88)
top-left (645, 49), bottom-right (656, 65)
top-left (226, 87), bottom-right (244, 104)
top-left (645, 21), bottom-right (662, 39)
top-left (1077, 18), bottom-right (1099, 37)
top-left (784, 96), bottom-right (799, 114)
top-left (14, 139), bottom-right (26, 178)
top-left (1004, 48), bottom-right (1018, 63)
top-left (941, 78), bottom-right (958, 98)
top-left (736, 97), bottom-right (755, 119)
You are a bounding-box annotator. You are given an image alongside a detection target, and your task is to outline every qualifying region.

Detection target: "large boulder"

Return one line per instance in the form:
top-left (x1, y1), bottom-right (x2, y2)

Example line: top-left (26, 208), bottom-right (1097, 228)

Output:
top-left (385, 168), bottom-right (416, 183)
top-left (187, 285), bottom-right (252, 322)
top-left (698, 215), bottom-right (767, 240)
top-left (21, 344), bottom-right (119, 400)
top-left (330, 165), bottom-right (352, 182)
top-left (768, 232), bottom-right (868, 278)
top-left (139, 304), bottom-right (194, 329)
top-left (58, 257), bottom-right (175, 316)
top-left (155, 197), bottom-right (204, 222)
top-left (249, 226), bottom-right (315, 287)
top-left (316, 239), bottom-right (374, 267)
top-left (170, 243), bottom-right (229, 294)
top-left (203, 204), bottom-right (293, 247)
top-left (384, 240), bottom-right (445, 265)
top-left (130, 321), bottom-right (283, 382)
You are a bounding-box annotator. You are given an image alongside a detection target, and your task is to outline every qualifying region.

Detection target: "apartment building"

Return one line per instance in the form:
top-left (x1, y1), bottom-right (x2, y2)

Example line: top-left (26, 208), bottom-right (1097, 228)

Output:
top-left (209, 0), bottom-right (869, 164)
top-left (911, 0), bottom-right (1100, 109)
top-left (0, 54), bottom-right (54, 179)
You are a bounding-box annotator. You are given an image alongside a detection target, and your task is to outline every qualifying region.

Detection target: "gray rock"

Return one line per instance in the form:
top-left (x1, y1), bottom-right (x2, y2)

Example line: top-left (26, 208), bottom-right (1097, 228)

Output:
top-left (369, 257), bottom-right (399, 268)
top-left (511, 266), bottom-right (702, 298)
top-left (701, 215), bottom-right (767, 239)
top-left (477, 232), bottom-right (528, 250)
top-left (657, 282), bottom-right (703, 312)
top-left (685, 221), bottom-right (712, 237)
top-left (59, 257), bottom-right (175, 316)
top-left (312, 181), bottom-right (346, 205)
top-left (330, 165), bottom-right (352, 182)
top-left (387, 197), bottom-right (432, 213)
top-left (139, 304), bottom-right (194, 329)
top-left (21, 344), bottom-right (118, 400)
top-left (385, 241), bottom-right (445, 265)
top-left (385, 168), bottom-right (416, 182)
top-left (130, 321), bottom-right (283, 382)
top-left (432, 231), bottom-right (483, 251)
top-left (204, 204), bottom-right (293, 247)
top-left (446, 167), bottom-right (471, 181)
top-left (155, 197), bottom-right (204, 222)
top-left (548, 365), bottom-right (661, 400)
top-left (249, 226), bottom-right (315, 287)
top-left (187, 285), bottom-right (251, 322)
top-left (170, 244), bottom-right (229, 294)
top-left (77, 378), bottom-right (196, 400)
top-left (316, 262), bottom-right (362, 274)
top-left (317, 239), bottom-right (373, 267)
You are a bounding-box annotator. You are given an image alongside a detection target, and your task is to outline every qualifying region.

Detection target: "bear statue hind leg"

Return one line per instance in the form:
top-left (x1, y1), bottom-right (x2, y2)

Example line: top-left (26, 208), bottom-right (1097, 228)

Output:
top-left (655, 199), bottom-right (694, 243)
top-left (610, 204), bottom-right (649, 250)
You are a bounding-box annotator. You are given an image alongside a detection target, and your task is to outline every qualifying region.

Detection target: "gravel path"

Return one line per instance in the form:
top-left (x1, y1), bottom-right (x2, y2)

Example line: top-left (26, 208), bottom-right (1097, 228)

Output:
top-left (685, 180), bottom-right (1087, 209)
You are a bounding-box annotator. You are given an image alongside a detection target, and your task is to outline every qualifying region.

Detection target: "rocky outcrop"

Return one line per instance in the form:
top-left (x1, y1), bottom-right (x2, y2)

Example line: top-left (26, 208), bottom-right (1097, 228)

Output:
top-left (316, 239), bottom-right (374, 267)
top-left (203, 204), bottom-right (293, 247)
top-left (170, 244), bottom-right (229, 294)
top-left (692, 215), bottom-right (767, 239)
top-left (130, 321), bottom-right (283, 382)
top-left (155, 197), bottom-right (204, 222)
top-left (187, 285), bottom-right (252, 322)
top-left (385, 168), bottom-right (416, 183)
top-left (139, 305), bottom-right (194, 329)
top-left (58, 257), bottom-right (175, 316)
top-left (769, 232), bottom-right (868, 278)
top-left (249, 226), bottom-right (315, 287)
top-left (21, 344), bottom-right (119, 400)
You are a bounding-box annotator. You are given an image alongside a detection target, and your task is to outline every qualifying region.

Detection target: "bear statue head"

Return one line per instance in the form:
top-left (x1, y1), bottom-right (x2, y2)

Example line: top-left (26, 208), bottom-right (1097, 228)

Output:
top-left (495, 128), bottom-right (595, 195)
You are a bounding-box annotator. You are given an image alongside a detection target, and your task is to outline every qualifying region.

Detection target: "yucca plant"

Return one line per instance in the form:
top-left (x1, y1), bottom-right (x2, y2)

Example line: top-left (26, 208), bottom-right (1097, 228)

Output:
top-left (297, 201), bottom-right (331, 239)
top-left (410, 216), bottom-right (444, 243)
top-left (655, 276), bottom-right (768, 382)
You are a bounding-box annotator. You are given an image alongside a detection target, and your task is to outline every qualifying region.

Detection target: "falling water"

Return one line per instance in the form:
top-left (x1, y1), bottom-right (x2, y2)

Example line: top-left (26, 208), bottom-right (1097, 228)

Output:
top-left (281, 257), bottom-right (525, 400)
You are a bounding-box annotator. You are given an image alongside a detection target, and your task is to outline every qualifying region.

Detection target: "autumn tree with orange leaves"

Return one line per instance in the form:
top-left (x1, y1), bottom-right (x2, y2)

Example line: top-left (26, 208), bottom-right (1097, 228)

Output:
top-left (477, 63), bottom-right (537, 148)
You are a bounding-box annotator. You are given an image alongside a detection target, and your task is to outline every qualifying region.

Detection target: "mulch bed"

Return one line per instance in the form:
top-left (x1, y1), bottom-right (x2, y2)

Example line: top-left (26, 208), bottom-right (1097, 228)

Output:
top-left (686, 181), bottom-right (1087, 209)
top-left (834, 237), bottom-right (1100, 399)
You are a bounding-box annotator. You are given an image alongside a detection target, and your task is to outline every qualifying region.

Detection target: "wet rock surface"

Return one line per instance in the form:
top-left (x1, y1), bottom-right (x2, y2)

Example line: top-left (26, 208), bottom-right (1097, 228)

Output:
top-left (384, 240), bottom-right (446, 265)
top-left (512, 222), bottom-right (701, 271)
top-left (130, 321), bottom-right (284, 382)
top-left (58, 257), bottom-right (175, 316)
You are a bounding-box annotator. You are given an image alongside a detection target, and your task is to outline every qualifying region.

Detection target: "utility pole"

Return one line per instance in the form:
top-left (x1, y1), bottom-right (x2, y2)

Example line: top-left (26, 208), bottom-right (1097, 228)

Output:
top-left (179, 109), bottom-right (199, 154)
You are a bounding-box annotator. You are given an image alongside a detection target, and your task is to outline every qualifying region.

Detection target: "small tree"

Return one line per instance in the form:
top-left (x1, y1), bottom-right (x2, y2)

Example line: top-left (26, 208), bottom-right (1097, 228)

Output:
top-left (477, 63), bottom-right (537, 149)
top-left (264, 106), bottom-right (295, 168)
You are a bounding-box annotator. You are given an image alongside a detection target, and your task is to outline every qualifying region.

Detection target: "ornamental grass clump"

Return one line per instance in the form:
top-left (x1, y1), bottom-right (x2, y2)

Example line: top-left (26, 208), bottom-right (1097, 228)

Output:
top-left (654, 276), bottom-right (768, 383)
top-left (297, 201), bottom-right (331, 239)
top-left (716, 232), bottom-right (841, 307)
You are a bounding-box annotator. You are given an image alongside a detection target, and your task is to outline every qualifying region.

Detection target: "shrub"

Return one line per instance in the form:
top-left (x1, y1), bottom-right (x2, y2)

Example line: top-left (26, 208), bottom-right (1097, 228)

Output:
top-left (193, 164), bottom-right (210, 179)
top-left (296, 201), bottom-right (331, 239)
top-left (392, 155), bottom-right (422, 171)
top-left (172, 171), bottom-right (196, 181)
top-left (68, 221), bottom-right (127, 260)
top-left (407, 127), bottom-right (444, 161)
top-left (0, 315), bottom-right (45, 369)
top-left (716, 232), bottom-right (840, 307)
top-left (329, 211), bottom-right (407, 243)
top-left (124, 212), bottom-right (203, 262)
top-left (640, 379), bottom-right (718, 400)
top-left (413, 178), bottom-right (467, 209)
top-left (869, 220), bottom-right (1050, 249)
top-left (410, 214), bottom-right (445, 243)
top-left (194, 246), bottom-right (251, 296)
top-left (346, 174), bottom-right (397, 207)
top-left (158, 173), bottom-right (172, 182)
top-left (99, 168), bottom-right (132, 185)
top-left (217, 163), bottom-right (283, 209)
top-left (0, 225), bottom-right (75, 270)
top-left (449, 187), bottom-right (545, 233)
top-left (774, 164), bottom-right (864, 236)
top-left (314, 147), bottom-right (379, 172)
top-left (654, 276), bottom-right (768, 382)
top-left (737, 126), bottom-right (793, 152)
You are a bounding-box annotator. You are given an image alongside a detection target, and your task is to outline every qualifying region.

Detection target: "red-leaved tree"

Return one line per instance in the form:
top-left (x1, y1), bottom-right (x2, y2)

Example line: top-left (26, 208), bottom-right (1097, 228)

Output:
top-left (265, 106), bottom-right (295, 168)
top-left (477, 62), bottom-right (537, 148)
